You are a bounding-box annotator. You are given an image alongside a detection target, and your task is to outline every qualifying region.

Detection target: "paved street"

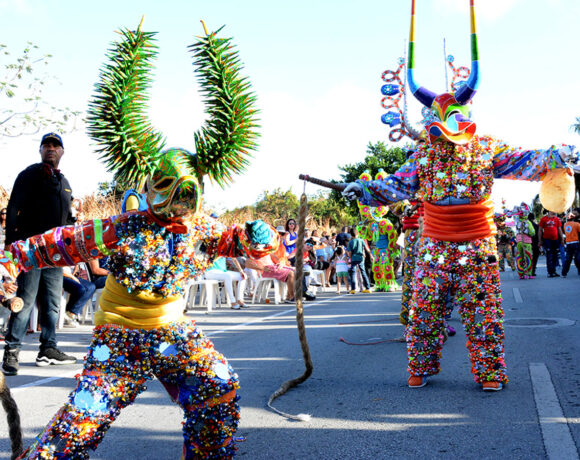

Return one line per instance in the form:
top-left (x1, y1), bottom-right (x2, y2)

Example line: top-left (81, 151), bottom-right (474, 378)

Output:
top-left (1, 260), bottom-right (579, 459)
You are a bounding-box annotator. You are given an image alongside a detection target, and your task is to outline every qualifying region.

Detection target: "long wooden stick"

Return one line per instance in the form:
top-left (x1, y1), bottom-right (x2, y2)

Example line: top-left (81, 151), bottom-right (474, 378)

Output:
top-left (298, 174), bottom-right (347, 192)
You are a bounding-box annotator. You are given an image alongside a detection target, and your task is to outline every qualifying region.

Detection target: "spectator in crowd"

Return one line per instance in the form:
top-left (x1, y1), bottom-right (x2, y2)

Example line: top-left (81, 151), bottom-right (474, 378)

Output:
top-left (311, 229), bottom-right (321, 243)
top-left (314, 237), bottom-right (332, 287)
top-left (238, 257), bottom-right (259, 298)
top-left (558, 215), bottom-right (567, 268)
top-left (336, 226), bottom-right (351, 247)
top-left (87, 258), bottom-right (110, 290)
top-left (2, 133), bottom-right (77, 375)
top-left (329, 233), bottom-right (337, 248)
top-left (333, 246), bottom-right (350, 294)
top-left (0, 208), bottom-right (6, 250)
top-left (283, 218), bottom-right (298, 264)
top-left (528, 213), bottom-right (540, 277)
top-left (347, 227), bottom-right (371, 294)
top-left (302, 238), bottom-right (318, 288)
top-left (276, 225), bottom-right (287, 245)
top-left (562, 212), bottom-right (580, 278)
top-left (62, 265), bottom-right (97, 327)
top-left (539, 209), bottom-right (564, 277)
top-left (205, 256), bottom-right (248, 309)
top-left (246, 252), bottom-right (296, 303)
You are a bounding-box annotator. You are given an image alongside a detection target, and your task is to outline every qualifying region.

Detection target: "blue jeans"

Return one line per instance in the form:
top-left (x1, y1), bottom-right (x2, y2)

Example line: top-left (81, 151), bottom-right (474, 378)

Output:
top-left (5, 267), bottom-right (63, 351)
top-left (562, 242), bottom-right (580, 276)
top-left (543, 239), bottom-right (560, 275)
top-left (348, 260), bottom-right (370, 290)
top-left (92, 275), bottom-right (107, 290)
top-left (63, 277), bottom-right (96, 316)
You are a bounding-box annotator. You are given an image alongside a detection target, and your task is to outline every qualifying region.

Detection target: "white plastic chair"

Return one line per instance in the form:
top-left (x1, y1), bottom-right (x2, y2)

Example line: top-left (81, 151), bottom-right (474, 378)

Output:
top-left (185, 278), bottom-right (222, 313)
top-left (310, 269), bottom-right (326, 293)
top-left (252, 277), bottom-right (287, 305)
top-left (81, 288), bottom-right (103, 325)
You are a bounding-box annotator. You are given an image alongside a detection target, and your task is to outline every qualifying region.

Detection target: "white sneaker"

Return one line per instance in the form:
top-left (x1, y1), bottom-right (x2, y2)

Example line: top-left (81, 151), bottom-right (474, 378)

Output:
top-left (64, 312), bottom-right (79, 328)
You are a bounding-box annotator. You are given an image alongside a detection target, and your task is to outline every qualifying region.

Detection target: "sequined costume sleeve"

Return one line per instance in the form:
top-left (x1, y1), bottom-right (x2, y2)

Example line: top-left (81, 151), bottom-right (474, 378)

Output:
top-left (357, 157), bottom-right (419, 206)
top-left (492, 140), bottom-right (568, 181)
top-left (7, 217), bottom-right (119, 273)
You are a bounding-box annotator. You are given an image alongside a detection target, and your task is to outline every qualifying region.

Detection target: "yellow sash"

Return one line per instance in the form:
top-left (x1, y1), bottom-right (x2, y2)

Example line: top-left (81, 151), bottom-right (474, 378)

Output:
top-left (94, 275), bottom-right (185, 329)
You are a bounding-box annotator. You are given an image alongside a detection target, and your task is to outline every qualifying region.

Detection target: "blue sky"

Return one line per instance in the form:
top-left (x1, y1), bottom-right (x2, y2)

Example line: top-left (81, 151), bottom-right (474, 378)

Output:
top-left (1, 0), bottom-right (579, 213)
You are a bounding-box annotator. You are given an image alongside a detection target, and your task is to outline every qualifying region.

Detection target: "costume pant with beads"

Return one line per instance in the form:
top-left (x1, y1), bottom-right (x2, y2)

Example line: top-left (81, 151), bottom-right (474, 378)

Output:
top-left (497, 243), bottom-right (515, 272)
top-left (400, 229), bottom-right (418, 326)
top-left (18, 321), bottom-right (240, 460)
top-left (406, 237), bottom-right (508, 384)
top-left (515, 241), bottom-right (533, 278)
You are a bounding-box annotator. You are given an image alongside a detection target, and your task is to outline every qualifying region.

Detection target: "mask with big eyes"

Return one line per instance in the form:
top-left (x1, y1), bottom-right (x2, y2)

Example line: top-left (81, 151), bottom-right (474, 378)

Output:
top-left (407, 0), bottom-right (481, 146)
top-left (145, 148), bottom-right (201, 219)
top-left (426, 93), bottom-right (476, 145)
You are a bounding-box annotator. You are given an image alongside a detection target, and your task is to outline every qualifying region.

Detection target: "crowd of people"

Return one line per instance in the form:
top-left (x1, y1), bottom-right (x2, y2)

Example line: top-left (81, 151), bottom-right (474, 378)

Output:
top-left (496, 207), bottom-right (580, 279)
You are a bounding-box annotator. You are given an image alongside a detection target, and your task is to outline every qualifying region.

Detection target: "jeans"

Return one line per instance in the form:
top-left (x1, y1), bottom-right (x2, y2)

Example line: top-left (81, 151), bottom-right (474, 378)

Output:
top-left (63, 277), bottom-right (97, 316)
top-left (562, 242), bottom-right (580, 276)
top-left (543, 239), bottom-right (560, 275)
top-left (348, 259), bottom-right (370, 290)
top-left (5, 267), bottom-right (63, 351)
top-left (92, 275), bottom-right (107, 290)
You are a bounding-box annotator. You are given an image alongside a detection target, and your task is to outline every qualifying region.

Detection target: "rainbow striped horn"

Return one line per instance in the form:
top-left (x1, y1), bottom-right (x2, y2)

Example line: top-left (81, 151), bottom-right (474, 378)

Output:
top-left (407, 0), bottom-right (437, 108)
top-left (455, 0), bottom-right (480, 104)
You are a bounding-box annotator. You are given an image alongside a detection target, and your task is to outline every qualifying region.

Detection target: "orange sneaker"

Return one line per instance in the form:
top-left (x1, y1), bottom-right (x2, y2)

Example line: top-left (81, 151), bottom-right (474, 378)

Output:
top-left (408, 375), bottom-right (428, 388)
top-left (482, 381), bottom-right (503, 392)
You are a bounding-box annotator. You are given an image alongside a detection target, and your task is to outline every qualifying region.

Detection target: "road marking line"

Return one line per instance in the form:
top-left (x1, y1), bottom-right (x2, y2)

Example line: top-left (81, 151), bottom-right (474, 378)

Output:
top-left (513, 287), bottom-right (523, 303)
top-left (12, 295), bottom-right (349, 390)
top-left (12, 371), bottom-right (79, 393)
top-left (529, 363), bottom-right (579, 460)
top-left (206, 295), bottom-right (347, 335)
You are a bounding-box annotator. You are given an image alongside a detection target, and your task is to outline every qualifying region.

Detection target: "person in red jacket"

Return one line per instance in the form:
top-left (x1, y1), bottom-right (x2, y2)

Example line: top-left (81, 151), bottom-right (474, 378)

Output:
top-left (539, 210), bottom-right (564, 277)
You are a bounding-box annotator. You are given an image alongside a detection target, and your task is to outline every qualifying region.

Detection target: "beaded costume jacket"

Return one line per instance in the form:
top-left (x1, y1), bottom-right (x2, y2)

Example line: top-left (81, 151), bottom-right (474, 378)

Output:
top-left (2, 212), bottom-right (224, 298)
top-left (359, 135), bottom-right (568, 206)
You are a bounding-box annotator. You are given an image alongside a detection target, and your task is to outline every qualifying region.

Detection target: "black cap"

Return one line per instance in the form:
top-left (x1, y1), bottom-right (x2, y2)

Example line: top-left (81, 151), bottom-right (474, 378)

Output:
top-left (40, 132), bottom-right (63, 148)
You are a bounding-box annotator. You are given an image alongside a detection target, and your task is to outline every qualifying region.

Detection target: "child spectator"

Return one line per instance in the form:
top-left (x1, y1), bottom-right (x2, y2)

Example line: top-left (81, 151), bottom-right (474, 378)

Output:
top-left (333, 246), bottom-right (350, 294)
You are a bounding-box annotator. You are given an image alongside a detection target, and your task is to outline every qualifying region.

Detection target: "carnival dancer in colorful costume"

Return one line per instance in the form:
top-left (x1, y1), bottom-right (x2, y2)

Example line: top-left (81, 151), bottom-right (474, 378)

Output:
top-left (513, 204), bottom-right (535, 279)
top-left (494, 209), bottom-right (515, 273)
top-left (4, 20), bottom-right (260, 459)
top-left (343, 0), bottom-right (578, 391)
top-left (357, 171), bottom-right (400, 292)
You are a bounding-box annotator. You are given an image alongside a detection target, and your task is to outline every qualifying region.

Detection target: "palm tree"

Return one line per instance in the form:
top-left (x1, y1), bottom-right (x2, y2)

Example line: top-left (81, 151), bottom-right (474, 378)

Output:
top-left (571, 117), bottom-right (580, 135)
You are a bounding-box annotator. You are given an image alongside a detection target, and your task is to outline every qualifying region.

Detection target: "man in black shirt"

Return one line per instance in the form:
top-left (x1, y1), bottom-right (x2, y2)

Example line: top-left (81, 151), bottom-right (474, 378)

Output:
top-left (2, 133), bottom-right (77, 375)
top-left (335, 226), bottom-right (351, 248)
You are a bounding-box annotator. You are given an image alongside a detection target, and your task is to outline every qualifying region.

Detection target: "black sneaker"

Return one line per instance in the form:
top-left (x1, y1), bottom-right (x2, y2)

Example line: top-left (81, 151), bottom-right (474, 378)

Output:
top-left (36, 348), bottom-right (76, 367)
top-left (304, 292), bottom-right (316, 301)
top-left (2, 348), bottom-right (19, 376)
